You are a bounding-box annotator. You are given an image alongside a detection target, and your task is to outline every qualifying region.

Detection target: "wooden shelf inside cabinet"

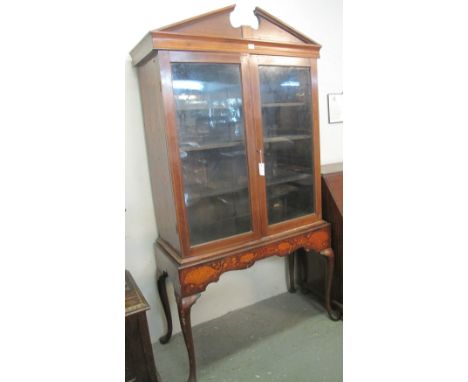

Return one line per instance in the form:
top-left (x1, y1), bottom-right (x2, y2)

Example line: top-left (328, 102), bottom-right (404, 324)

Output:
top-left (186, 171), bottom-right (311, 203)
top-left (181, 135), bottom-right (311, 152)
top-left (264, 134), bottom-right (311, 144)
top-left (180, 140), bottom-right (244, 152)
top-left (185, 182), bottom-right (248, 202)
top-left (262, 102), bottom-right (305, 108)
top-left (267, 172), bottom-right (311, 187)
top-left (176, 104), bottom-right (239, 111)
top-left (130, 6), bottom-right (336, 382)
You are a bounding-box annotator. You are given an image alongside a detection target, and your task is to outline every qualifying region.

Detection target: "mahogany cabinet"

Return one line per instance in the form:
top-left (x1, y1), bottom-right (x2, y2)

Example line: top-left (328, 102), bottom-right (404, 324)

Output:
top-left (130, 6), bottom-right (338, 382)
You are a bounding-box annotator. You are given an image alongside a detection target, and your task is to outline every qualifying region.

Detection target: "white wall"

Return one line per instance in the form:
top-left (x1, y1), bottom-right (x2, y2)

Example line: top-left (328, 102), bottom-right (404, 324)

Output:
top-left (125, 0), bottom-right (342, 344)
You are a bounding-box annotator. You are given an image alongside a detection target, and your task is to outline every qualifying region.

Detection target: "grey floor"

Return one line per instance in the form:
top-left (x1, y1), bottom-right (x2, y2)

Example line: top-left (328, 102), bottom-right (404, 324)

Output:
top-left (153, 292), bottom-right (343, 382)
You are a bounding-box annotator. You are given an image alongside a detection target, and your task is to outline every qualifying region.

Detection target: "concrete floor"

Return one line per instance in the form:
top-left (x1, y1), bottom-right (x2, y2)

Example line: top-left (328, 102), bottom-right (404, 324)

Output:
top-left (153, 292), bottom-right (343, 382)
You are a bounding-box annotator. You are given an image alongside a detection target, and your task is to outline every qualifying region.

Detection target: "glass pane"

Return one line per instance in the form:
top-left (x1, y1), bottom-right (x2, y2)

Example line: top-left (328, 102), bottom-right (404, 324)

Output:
top-left (259, 65), bottom-right (315, 225)
top-left (171, 63), bottom-right (252, 245)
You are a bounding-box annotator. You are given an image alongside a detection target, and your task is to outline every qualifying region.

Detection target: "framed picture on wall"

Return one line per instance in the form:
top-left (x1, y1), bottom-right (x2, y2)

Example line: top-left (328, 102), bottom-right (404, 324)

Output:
top-left (327, 93), bottom-right (343, 124)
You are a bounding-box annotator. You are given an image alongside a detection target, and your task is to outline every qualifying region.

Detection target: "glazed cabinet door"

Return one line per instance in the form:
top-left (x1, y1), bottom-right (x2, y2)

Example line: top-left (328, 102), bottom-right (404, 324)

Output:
top-left (159, 52), bottom-right (260, 254)
top-left (250, 56), bottom-right (321, 233)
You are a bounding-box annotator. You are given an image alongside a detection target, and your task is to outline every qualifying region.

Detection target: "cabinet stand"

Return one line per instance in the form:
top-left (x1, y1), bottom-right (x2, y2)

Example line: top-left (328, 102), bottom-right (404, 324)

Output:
top-left (155, 221), bottom-right (337, 382)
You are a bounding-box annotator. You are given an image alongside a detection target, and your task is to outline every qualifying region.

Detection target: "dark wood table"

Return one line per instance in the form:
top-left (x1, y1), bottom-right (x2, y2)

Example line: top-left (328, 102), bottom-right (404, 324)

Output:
top-left (297, 163), bottom-right (343, 314)
top-left (126, 270), bottom-right (160, 382)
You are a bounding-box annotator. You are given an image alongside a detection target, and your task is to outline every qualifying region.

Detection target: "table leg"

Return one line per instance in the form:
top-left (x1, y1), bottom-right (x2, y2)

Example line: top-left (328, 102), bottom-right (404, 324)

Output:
top-left (176, 293), bottom-right (200, 382)
top-left (287, 252), bottom-right (296, 293)
top-left (296, 249), bottom-right (308, 292)
top-left (157, 270), bottom-right (173, 344)
top-left (319, 248), bottom-right (341, 321)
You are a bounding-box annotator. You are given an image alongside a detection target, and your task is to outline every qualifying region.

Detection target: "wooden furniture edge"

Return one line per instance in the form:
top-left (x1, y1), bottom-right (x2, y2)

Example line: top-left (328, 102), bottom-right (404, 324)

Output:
top-left (130, 33), bottom-right (156, 67)
top-left (125, 270), bottom-right (150, 316)
top-left (130, 32), bottom-right (321, 66)
top-left (156, 4), bottom-right (237, 32)
top-left (253, 6), bottom-right (321, 46)
top-left (321, 162), bottom-right (343, 175)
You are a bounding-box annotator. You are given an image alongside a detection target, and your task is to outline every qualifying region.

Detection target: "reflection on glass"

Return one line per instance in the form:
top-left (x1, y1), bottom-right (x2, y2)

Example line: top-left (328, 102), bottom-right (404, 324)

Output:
top-left (259, 66), bottom-right (315, 224)
top-left (171, 63), bottom-right (252, 245)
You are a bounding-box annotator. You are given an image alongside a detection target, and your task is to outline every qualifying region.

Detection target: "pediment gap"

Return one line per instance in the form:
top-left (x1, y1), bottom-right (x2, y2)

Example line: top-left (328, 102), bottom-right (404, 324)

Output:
top-left (154, 5), bottom-right (320, 47)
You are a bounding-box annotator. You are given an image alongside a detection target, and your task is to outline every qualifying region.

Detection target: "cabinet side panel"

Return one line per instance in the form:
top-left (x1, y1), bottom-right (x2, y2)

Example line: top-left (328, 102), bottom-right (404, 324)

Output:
top-left (137, 56), bottom-right (181, 252)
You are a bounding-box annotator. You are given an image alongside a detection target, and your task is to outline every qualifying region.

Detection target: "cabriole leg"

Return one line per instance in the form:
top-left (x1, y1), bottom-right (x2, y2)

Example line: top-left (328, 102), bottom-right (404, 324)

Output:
top-left (319, 248), bottom-right (341, 321)
top-left (176, 293), bottom-right (200, 382)
top-left (157, 270), bottom-right (173, 344)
